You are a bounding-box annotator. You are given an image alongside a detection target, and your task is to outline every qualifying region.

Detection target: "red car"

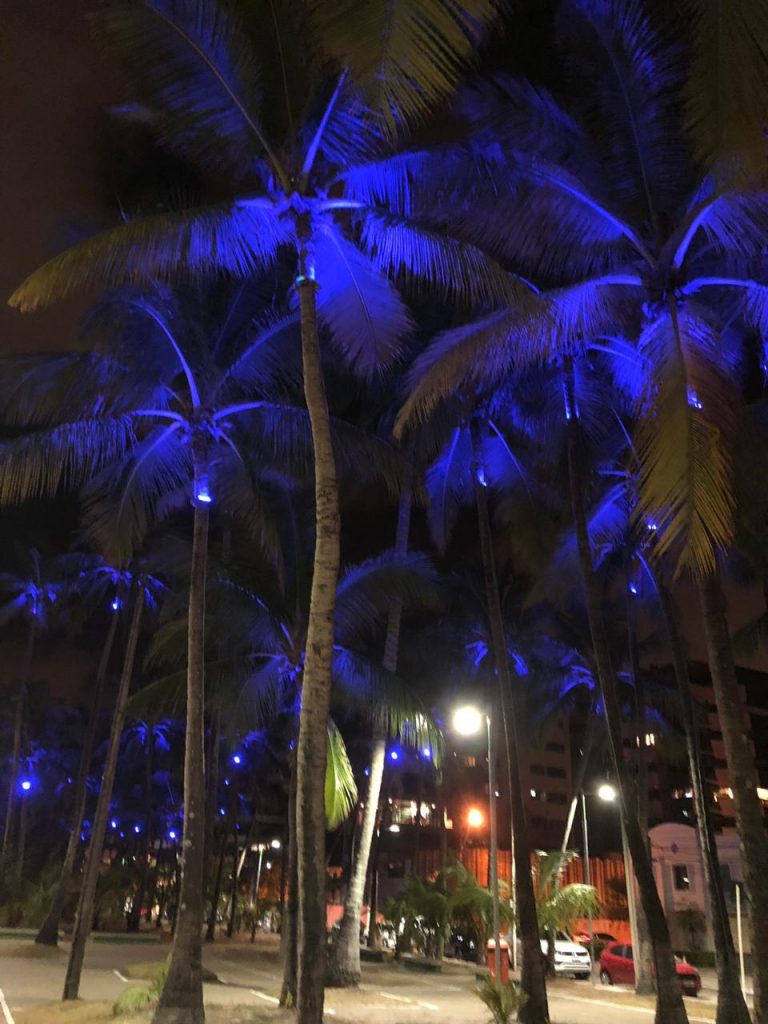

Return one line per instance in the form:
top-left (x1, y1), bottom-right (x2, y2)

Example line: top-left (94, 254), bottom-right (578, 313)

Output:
top-left (599, 943), bottom-right (701, 996)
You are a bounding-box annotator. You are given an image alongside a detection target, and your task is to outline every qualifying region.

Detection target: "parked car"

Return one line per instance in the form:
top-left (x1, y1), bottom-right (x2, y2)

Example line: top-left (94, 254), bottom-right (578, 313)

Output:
top-left (540, 932), bottom-right (592, 978)
top-left (599, 943), bottom-right (701, 996)
top-left (573, 930), bottom-right (616, 945)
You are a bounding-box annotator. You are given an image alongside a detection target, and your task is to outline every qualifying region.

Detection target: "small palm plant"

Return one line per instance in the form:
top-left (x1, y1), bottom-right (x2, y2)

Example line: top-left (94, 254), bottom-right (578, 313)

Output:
top-left (476, 976), bottom-right (528, 1024)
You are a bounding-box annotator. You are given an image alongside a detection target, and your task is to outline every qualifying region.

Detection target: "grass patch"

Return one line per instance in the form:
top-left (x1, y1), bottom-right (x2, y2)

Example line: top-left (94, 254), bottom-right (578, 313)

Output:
top-left (15, 1002), bottom-right (124, 1024)
top-left (121, 960), bottom-right (218, 983)
top-left (0, 941), bottom-right (64, 958)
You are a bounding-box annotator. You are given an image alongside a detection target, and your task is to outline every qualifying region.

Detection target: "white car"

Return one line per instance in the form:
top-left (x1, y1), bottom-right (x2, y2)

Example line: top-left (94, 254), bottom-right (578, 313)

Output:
top-left (540, 933), bottom-right (592, 978)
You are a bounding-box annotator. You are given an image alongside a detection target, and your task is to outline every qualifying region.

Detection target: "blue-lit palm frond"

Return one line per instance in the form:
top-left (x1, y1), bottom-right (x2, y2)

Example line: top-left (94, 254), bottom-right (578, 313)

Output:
top-left (311, 221), bottom-right (413, 377)
top-left (424, 426), bottom-right (472, 553)
top-left (222, 310), bottom-right (301, 392)
top-left (9, 201), bottom-right (289, 313)
top-left (634, 303), bottom-right (739, 576)
top-left (667, 187), bottom-right (768, 270)
top-left (334, 551), bottom-right (442, 648)
top-left (0, 416), bottom-right (137, 506)
top-left (96, 0), bottom-right (273, 174)
top-left (359, 210), bottom-right (523, 306)
top-left (556, 0), bottom-right (688, 223)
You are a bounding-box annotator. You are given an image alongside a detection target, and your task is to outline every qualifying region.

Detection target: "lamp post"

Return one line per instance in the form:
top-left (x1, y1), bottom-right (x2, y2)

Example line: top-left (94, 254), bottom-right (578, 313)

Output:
top-left (453, 704), bottom-right (502, 984)
top-left (582, 784), bottom-right (639, 971)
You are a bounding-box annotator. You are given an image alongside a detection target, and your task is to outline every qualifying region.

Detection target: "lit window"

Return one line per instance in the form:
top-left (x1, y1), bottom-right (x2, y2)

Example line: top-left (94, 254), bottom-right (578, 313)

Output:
top-left (673, 865), bottom-right (691, 891)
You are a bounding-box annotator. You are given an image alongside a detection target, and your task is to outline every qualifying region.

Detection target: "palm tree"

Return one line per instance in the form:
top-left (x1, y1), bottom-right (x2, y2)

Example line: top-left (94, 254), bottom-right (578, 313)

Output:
top-left (9, 4), bottom-right (511, 1016)
top-left (62, 562), bottom-right (166, 1000)
top-left (0, 549), bottom-right (75, 883)
top-left (534, 851), bottom-right (599, 977)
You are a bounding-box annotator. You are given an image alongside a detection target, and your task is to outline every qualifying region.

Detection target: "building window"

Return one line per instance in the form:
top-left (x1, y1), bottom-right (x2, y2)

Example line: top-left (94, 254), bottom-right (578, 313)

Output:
top-left (530, 764), bottom-right (546, 775)
top-left (546, 766), bottom-right (566, 779)
top-left (673, 865), bottom-right (691, 891)
top-left (545, 742), bottom-right (565, 753)
top-left (463, 755), bottom-right (477, 768)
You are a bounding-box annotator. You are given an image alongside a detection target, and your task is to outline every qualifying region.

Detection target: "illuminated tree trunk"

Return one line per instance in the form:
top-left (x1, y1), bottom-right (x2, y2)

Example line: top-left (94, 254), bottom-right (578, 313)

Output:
top-left (280, 751), bottom-right (298, 1007)
top-left (154, 496), bottom-right (209, 1024)
top-left (564, 370), bottom-right (688, 1024)
top-left (652, 572), bottom-right (750, 1024)
top-left (328, 472), bottom-right (413, 986)
top-left (36, 613), bottom-right (118, 946)
top-left (293, 254), bottom-right (340, 1024)
top-left (2, 620), bottom-right (35, 873)
top-left (699, 571), bottom-right (768, 1024)
top-left (63, 588), bottom-right (144, 1000)
top-left (471, 426), bottom-right (549, 1024)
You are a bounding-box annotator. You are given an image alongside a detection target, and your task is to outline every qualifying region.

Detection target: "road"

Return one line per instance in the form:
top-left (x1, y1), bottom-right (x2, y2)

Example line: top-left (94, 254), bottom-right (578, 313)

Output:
top-left (0, 935), bottom-right (719, 1024)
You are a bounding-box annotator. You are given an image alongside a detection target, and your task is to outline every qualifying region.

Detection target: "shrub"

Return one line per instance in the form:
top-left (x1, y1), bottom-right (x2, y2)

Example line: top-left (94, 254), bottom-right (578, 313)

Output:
top-left (475, 976), bottom-right (528, 1024)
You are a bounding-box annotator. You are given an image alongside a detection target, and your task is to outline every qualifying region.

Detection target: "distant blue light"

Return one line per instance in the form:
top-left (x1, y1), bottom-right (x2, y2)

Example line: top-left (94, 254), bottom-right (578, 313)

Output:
top-left (111, 597), bottom-right (121, 612)
top-left (629, 581), bottom-right (638, 595)
top-left (20, 779), bottom-right (31, 792)
top-left (219, 807), bottom-right (226, 816)
top-left (168, 829), bottom-right (177, 840)
top-left (422, 746), bottom-right (432, 759)
top-left (232, 754), bottom-right (242, 765)
top-left (389, 750), bottom-right (399, 762)
top-left (476, 465), bottom-right (487, 488)
top-left (110, 819), bottom-right (118, 829)
top-left (195, 479), bottom-right (213, 504)
top-left (647, 520), bottom-right (658, 532)
top-left (134, 824), bottom-right (141, 834)
top-left (364, 768), bottom-right (370, 777)
top-left (687, 389), bottom-right (703, 410)
top-left (224, 778), bottom-right (230, 786)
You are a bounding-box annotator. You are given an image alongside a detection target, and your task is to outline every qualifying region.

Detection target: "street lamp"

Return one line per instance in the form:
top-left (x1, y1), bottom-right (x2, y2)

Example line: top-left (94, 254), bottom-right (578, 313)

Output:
top-left (452, 704), bottom-right (502, 984)
top-left (581, 783), bottom-right (638, 981)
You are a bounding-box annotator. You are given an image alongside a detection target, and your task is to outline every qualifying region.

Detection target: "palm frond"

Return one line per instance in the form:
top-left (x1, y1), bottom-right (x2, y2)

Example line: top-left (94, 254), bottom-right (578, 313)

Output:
top-left (325, 719), bottom-right (357, 830)
top-left (10, 202), bottom-right (289, 312)
top-left (223, 310), bottom-right (301, 391)
top-left (556, 0), bottom-right (687, 221)
top-left (312, 221), bottom-right (413, 377)
top-left (668, 187), bottom-right (768, 269)
top-left (0, 417), bottom-right (136, 506)
top-left (309, 0), bottom-right (501, 130)
top-left (334, 550), bottom-right (442, 647)
top-left (634, 303), bottom-right (739, 576)
top-left (96, 0), bottom-right (272, 173)
top-left (360, 210), bottom-right (523, 306)
top-left (424, 426), bottom-right (473, 552)
top-left (683, 0), bottom-right (768, 175)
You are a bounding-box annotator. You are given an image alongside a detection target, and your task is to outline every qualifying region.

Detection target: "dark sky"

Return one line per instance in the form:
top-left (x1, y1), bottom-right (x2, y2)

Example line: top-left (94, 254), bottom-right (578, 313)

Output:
top-left (1, 0), bottom-right (118, 354)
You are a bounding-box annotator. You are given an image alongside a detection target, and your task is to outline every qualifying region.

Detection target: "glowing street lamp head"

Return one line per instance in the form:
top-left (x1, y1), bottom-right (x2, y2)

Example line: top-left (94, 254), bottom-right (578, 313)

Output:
top-left (453, 704), bottom-right (484, 737)
top-left (598, 783), bottom-right (618, 803)
top-left (467, 807), bottom-right (484, 828)
top-left (271, 838), bottom-right (282, 849)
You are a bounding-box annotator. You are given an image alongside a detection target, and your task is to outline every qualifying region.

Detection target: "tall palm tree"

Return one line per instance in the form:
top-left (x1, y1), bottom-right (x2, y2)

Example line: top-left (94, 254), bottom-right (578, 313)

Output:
top-left (63, 565), bottom-right (167, 1000)
top-left (8, 4), bottom-right (511, 1017)
top-left (0, 548), bottom-right (76, 881)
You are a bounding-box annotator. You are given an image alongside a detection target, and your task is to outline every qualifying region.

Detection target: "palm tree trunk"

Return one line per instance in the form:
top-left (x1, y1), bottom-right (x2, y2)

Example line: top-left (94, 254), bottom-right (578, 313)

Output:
top-left (2, 620), bottom-right (36, 872)
top-left (63, 588), bottom-right (144, 1000)
top-left (35, 613), bottom-right (118, 945)
top-left (154, 498), bottom-right (209, 1024)
top-left (652, 571), bottom-right (750, 1024)
top-left (627, 598), bottom-right (654, 996)
top-left (280, 751), bottom-right (299, 1007)
top-left (564, 387), bottom-right (688, 1024)
top-left (204, 709), bottom-right (221, 900)
top-left (294, 260), bottom-right (341, 1024)
top-left (471, 429), bottom-right (549, 1024)
top-left (327, 472), bottom-right (413, 987)
top-left (699, 570), bottom-right (768, 1024)
top-left (560, 701), bottom-right (598, 857)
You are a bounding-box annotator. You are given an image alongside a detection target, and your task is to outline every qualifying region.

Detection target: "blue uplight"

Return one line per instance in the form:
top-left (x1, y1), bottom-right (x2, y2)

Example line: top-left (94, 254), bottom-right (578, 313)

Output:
top-left (476, 465), bottom-right (488, 488)
top-left (389, 750), bottom-right (399, 762)
top-left (195, 480), bottom-right (213, 504)
top-left (20, 779), bottom-right (31, 792)
top-left (687, 389), bottom-right (703, 410)
top-left (232, 754), bottom-right (242, 765)
top-left (422, 746), bottom-right (432, 759)
top-left (110, 819), bottom-right (118, 829)
top-left (168, 829), bottom-right (177, 840)
top-left (111, 596), bottom-right (122, 612)
top-left (134, 824), bottom-right (141, 834)
top-left (629, 581), bottom-right (638, 595)
top-left (219, 807), bottom-right (226, 816)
